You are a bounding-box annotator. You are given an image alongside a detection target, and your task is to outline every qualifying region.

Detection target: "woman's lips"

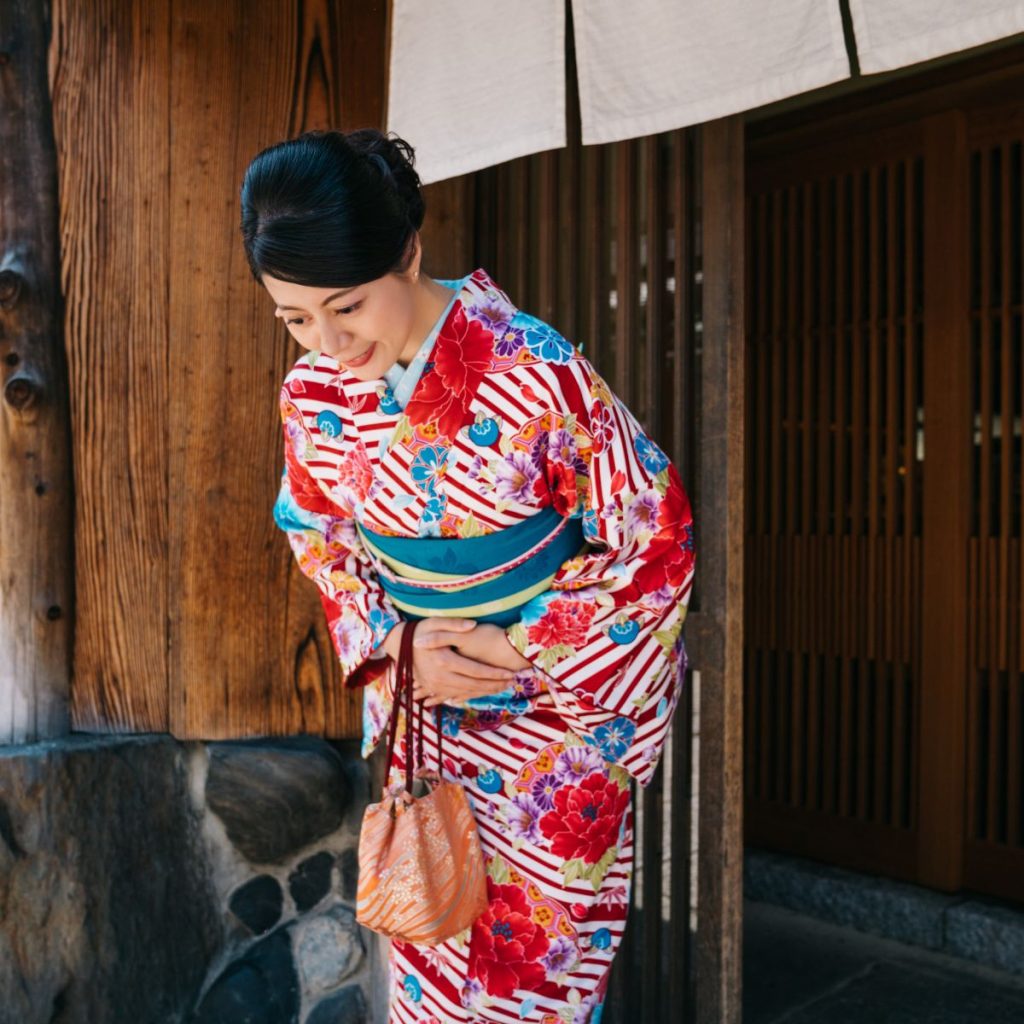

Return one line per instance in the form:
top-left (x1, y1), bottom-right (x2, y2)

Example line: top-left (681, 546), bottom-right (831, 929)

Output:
top-left (343, 342), bottom-right (375, 368)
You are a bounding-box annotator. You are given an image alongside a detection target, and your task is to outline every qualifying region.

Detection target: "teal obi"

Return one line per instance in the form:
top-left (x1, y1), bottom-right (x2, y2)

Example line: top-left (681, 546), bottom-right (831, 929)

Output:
top-left (356, 504), bottom-right (588, 628)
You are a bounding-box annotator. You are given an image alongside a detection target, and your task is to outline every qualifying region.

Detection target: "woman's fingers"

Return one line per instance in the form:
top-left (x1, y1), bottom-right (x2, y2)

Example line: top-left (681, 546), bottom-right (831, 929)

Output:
top-left (443, 649), bottom-right (516, 680)
top-left (421, 617), bottom-right (476, 634)
top-left (414, 628), bottom-right (479, 649)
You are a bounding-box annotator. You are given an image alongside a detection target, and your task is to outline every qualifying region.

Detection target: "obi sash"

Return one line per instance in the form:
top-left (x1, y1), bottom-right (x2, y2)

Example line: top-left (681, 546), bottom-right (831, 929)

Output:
top-left (355, 504), bottom-right (588, 627)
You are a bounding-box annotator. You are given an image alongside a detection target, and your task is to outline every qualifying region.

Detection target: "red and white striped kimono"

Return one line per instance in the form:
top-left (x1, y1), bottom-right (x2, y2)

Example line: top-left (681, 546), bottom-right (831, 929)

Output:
top-left (274, 268), bottom-right (695, 1023)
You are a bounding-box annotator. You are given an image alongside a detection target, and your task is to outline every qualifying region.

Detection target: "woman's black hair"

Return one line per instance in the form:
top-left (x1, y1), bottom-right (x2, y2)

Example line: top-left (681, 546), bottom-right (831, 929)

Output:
top-left (239, 128), bottom-right (425, 288)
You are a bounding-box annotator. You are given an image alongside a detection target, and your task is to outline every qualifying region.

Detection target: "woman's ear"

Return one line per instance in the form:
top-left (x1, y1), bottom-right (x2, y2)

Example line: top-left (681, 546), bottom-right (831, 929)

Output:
top-left (406, 232), bottom-right (423, 281)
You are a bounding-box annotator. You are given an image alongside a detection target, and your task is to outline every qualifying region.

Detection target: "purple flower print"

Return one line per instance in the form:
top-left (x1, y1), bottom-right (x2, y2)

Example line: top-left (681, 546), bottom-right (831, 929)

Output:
top-left (495, 450), bottom-right (540, 503)
top-left (544, 428), bottom-right (585, 471)
top-left (494, 325), bottom-right (526, 357)
top-left (510, 669), bottom-right (543, 699)
top-left (625, 490), bottom-right (661, 536)
top-left (459, 976), bottom-right (486, 1011)
top-left (331, 614), bottom-right (365, 665)
top-left (530, 772), bottom-right (560, 810)
top-left (468, 295), bottom-right (515, 335)
top-left (466, 453), bottom-right (486, 482)
top-left (554, 745), bottom-right (606, 784)
top-left (506, 792), bottom-right (545, 844)
top-left (542, 935), bottom-right (578, 975)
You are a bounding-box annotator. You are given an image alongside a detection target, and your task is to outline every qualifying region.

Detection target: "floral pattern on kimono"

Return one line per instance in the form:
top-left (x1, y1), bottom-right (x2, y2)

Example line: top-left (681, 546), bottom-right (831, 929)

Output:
top-left (273, 268), bottom-right (694, 789)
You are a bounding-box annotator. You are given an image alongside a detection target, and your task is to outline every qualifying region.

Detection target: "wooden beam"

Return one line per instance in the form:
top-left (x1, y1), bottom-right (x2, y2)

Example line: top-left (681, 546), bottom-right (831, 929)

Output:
top-left (694, 114), bottom-right (745, 1024)
top-left (916, 109), bottom-right (970, 891)
top-left (0, 0), bottom-right (74, 742)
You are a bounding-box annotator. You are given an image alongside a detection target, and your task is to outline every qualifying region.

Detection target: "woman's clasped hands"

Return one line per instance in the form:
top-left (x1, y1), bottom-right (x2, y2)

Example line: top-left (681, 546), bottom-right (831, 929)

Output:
top-left (382, 617), bottom-right (533, 708)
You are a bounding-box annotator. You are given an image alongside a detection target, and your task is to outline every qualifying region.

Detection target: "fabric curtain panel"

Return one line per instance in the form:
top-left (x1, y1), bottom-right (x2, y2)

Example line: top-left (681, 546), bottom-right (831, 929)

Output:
top-left (847, 0), bottom-right (1024, 74)
top-left (569, 0), bottom-right (850, 146)
top-left (385, 0), bottom-right (566, 185)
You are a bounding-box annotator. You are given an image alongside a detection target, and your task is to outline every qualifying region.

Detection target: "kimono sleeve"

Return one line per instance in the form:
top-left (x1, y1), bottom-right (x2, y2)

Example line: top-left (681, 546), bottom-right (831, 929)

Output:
top-left (504, 358), bottom-right (695, 787)
top-left (274, 389), bottom-right (402, 690)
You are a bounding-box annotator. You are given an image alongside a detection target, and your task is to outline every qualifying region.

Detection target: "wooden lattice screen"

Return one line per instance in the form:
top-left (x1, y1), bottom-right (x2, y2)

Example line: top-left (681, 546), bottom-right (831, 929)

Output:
top-left (746, 62), bottom-right (1024, 905)
top-left (471, 124), bottom-right (703, 1022)
top-left (964, 125), bottom-right (1024, 902)
top-left (745, 131), bottom-right (926, 879)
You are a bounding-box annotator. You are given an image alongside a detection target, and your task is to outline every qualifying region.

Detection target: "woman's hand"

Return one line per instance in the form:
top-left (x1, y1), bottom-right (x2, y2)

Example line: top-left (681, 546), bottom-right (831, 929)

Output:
top-left (383, 618), bottom-right (521, 709)
top-left (412, 621), bottom-right (533, 707)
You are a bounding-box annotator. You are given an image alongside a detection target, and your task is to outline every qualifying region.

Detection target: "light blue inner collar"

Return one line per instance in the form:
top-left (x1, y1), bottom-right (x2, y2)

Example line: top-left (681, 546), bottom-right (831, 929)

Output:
top-left (382, 275), bottom-right (468, 409)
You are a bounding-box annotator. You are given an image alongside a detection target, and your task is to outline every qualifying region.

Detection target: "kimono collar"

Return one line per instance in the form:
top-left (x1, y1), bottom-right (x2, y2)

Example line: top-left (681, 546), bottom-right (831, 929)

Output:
top-left (382, 271), bottom-right (470, 408)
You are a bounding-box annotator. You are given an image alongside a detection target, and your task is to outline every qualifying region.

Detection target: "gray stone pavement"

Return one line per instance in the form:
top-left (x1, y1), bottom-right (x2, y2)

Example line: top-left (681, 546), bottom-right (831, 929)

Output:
top-left (744, 898), bottom-right (1024, 1023)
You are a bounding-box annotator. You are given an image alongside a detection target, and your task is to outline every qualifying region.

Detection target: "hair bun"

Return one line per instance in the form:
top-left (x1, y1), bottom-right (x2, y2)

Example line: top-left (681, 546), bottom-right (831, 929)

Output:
top-left (345, 128), bottom-right (425, 231)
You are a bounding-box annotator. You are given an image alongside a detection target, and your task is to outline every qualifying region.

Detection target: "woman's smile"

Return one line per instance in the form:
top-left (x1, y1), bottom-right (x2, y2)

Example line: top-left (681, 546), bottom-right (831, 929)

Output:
top-left (342, 342), bottom-right (376, 368)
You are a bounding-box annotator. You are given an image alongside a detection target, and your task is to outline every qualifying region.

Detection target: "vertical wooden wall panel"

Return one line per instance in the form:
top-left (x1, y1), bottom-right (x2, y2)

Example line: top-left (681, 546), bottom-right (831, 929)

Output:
top-left (168, 0), bottom-right (309, 738)
top-left (51, 0), bottom-right (172, 732)
top-left (54, 0), bottom-right (391, 739)
top-left (0, 0), bottom-right (74, 743)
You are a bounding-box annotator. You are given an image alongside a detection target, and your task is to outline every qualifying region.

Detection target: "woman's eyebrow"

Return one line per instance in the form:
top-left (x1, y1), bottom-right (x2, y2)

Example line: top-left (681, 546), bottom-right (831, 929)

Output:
top-left (276, 287), bottom-right (357, 312)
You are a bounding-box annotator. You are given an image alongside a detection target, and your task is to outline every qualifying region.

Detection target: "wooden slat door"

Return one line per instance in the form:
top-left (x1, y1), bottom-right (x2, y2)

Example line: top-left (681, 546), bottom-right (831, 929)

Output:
top-left (746, 63), bottom-right (1024, 904)
top-left (963, 104), bottom-right (1024, 904)
top-left (745, 122), bottom-right (927, 883)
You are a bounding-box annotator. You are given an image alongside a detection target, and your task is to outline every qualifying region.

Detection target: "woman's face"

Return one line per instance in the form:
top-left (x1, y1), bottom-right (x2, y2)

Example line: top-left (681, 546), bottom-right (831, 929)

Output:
top-left (262, 266), bottom-right (421, 381)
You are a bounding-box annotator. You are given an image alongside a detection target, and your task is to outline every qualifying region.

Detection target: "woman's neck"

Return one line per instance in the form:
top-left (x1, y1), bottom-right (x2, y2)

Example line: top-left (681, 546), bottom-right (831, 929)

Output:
top-left (396, 276), bottom-right (457, 368)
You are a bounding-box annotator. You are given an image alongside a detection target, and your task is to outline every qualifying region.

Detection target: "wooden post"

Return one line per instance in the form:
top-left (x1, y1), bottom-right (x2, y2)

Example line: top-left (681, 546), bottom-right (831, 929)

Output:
top-left (690, 114), bottom-right (745, 1023)
top-left (916, 109), bottom-right (970, 891)
top-left (0, 0), bottom-right (74, 742)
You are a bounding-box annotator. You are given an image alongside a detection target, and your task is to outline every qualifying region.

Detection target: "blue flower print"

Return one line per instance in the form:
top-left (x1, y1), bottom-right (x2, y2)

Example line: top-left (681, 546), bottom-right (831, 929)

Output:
top-left (440, 706), bottom-right (463, 737)
top-left (377, 386), bottom-right (402, 415)
top-left (592, 717), bottom-right (637, 761)
top-left (633, 431), bottom-right (669, 473)
top-left (515, 313), bottom-right (575, 364)
top-left (316, 409), bottom-right (343, 440)
top-left (478, 769), bottom-right (503, 794)
top-left (410, 445), bottom-right (448, 493)
top-left (402, 974), bottom-right (422, 1002)
top-left (367, 608), bottom-right (399, 648)
top-left (590, 928), bottom-right (612, 950)
top-left (273, 468), bottom-right (327, 533)
top-left (417, 492), bottom-right (447, 537)
top-left (524, 324), bottom-right (574, 364)
top-left (582, 507), bottom-right (601, 539)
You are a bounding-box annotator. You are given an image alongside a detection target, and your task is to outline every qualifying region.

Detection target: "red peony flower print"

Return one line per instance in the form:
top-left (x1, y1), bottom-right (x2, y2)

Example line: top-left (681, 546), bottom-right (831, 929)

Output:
top-left (626, 463), bottom-right (694, 597)
top-left (468, 882), bottom-right (550, 998)
top-left (526, 597), bottom-right (597, 649)
top-left (539, 773), bottom-right (630, 864)
top-left (283, 440), bottom-right (338, 516)
top-left (336, 442), bottom-right (373, 504)
top-left (404, 307), bottom-right (495, 442)
top-left (545, 457), bottom-right (579, 517)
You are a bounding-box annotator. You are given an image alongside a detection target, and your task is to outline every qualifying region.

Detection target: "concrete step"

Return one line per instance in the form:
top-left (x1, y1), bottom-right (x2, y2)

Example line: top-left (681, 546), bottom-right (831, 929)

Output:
top-left (745, 845), bottom-right (1024, 979)
top-left (745, 899), bottom-right (1024, 1024)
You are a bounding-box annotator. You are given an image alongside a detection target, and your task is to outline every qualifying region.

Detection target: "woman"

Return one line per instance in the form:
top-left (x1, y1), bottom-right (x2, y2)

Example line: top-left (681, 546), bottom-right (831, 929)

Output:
top-left (240, 128), bottom-right (695, 1024)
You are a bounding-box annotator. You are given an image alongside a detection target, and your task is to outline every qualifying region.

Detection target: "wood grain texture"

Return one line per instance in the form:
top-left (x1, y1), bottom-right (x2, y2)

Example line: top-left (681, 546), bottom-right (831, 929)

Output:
top-left (52, 0), bottom-right (390, 740)
top-left (694, 114), bottom-right (745, 1024)
top-left (51, 0), bottom-right (172, 734)
top-left (0, 0), bottom-right (74, 742)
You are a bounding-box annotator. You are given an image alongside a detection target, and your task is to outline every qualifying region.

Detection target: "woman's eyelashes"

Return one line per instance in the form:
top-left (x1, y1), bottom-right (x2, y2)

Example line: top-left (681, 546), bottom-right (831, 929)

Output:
top-left (285, 302), bottom-right (361, 326)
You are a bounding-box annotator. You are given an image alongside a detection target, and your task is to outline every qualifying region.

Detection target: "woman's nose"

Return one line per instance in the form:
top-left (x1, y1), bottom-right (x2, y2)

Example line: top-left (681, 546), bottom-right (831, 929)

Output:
top-left (318, 325), bottom-right (349, 357)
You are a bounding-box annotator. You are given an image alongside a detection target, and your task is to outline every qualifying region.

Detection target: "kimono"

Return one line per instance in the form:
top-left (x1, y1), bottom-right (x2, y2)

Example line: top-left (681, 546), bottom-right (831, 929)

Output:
top-left (273, 268), bottom-right (695, 1024)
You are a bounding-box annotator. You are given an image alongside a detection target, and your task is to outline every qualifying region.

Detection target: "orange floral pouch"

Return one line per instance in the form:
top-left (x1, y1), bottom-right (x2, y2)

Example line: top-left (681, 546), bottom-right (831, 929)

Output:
top-left (356, 619), bottom-right (488, 945)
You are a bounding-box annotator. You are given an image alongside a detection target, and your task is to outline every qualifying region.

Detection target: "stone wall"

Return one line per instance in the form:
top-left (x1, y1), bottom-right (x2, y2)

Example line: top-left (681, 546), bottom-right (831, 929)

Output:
top-left (0, 733), bottom-right (386, 1024)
